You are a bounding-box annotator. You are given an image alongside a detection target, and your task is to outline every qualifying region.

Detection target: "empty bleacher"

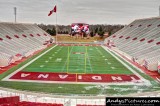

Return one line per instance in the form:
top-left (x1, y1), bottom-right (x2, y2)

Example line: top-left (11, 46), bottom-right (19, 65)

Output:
top-left (105, 17), bottom-right (160, 71)
top-left (0, 22), bottom-right (54, 67)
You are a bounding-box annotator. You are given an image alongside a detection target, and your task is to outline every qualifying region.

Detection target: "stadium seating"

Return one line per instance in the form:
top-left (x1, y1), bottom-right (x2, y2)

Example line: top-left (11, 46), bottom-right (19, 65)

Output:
top-left (104, 17), bottom-right (160, 71)
top-left (0, 22), bottom-right (54, 67)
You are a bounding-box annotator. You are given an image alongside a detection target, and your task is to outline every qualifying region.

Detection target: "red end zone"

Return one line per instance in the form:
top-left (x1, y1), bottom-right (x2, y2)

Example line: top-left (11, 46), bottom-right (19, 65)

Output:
top-left (9, 72), bottom-right (140, 83)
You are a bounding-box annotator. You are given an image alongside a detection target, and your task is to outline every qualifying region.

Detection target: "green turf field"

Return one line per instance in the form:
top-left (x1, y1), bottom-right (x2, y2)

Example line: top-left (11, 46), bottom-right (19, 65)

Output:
top-left (0, 44), bottom-right (159, 96)
top-left (23, 45), bottom-right (133, 74)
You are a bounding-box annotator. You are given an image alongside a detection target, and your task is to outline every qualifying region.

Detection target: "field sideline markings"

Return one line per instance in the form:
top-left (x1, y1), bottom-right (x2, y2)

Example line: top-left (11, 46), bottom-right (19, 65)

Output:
top-left (2, 45), bottom-right (58, 81)
top-left (45, 61), bottom-right (49, 63)
top-left (55, 58), bottom-right (62, 62)
top-left (101, 46), bottom-right (151, 85)
top-left (86, 46), bottom-right (93, 73)
top-left (40, 65), bottom-right (44, 68)
top-left (111, 67), bottom-right (115, 69)
top-left (96, 47), bottom-right (103, 56)
top-left (61, 46), bottom-right (74, 73)
top-left (107, 62), bottom-right (111, 65)
top-left (5, 78), bottom-right (146, 85)
top-left (156, 77), bottom-right (160, 83)
top-left (49, 57), bottom-right (53, 59)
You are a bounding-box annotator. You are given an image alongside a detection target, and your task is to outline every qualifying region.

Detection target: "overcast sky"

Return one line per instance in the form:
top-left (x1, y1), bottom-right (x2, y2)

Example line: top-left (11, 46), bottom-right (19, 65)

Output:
top-left (0, 0), bottom-right (160, 25)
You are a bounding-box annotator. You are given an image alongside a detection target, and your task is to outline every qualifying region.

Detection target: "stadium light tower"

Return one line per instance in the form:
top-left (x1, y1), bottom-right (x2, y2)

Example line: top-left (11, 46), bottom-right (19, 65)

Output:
top-left (159, 6), bottom-right (160, 16)
top-left (14, 7), bottom-right (17, 23)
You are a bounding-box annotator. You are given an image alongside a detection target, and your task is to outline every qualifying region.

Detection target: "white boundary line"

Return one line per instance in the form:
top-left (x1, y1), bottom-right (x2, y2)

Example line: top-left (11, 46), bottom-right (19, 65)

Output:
top-left (101, 46), bottom-right (151, 86)
top-left (108, 48), bottom-right (146, 73)
top-left (2, 45), bottom-right (58, 81)
top-left (156, 77), bottom-right (160, 83)
top-left (3, 78), bottom-right (145, 86)
top-left (61, 46), bottom-right (74, 72)
top-left (86, 46), bottom-right (93, 73)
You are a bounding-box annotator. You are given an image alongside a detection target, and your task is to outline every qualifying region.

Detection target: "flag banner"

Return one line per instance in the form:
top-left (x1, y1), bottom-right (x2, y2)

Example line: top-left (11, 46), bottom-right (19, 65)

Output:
top-left (48, 5), bottom-right (56, 16)
top-left (53, 5), bottom-right (57, 12)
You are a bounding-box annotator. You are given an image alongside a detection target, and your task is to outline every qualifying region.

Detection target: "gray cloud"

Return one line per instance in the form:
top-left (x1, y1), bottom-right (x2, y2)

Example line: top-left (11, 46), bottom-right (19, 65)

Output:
top-left (0, 0), bottom-right (160, 25)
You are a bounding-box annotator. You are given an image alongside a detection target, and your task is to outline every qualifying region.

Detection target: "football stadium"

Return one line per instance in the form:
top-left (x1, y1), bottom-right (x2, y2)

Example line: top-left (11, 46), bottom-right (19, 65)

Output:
top-left (0, 0), bottom-right (160, 106)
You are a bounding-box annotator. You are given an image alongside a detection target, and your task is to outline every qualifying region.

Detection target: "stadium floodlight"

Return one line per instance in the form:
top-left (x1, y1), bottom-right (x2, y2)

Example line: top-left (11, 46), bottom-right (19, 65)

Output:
top-left (159, 6), bottom-right (160, 16)
top-left (14, 7), bottom-right (16, 22)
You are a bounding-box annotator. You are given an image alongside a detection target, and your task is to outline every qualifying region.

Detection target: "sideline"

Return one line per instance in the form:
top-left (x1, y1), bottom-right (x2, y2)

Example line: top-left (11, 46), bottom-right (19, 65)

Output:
top-left (101, 46), bottom-right (151, 86)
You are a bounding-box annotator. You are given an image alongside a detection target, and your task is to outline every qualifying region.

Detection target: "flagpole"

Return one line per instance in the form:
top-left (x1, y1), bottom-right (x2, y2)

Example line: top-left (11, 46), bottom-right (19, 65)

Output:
top-left (48, 5), bottom-right (57, 43)
top-left (56, 5), bottom-right (58, 44)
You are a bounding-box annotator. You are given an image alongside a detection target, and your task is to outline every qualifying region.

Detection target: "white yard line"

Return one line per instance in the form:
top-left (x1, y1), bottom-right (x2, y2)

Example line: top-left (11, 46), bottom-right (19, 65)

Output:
top-left (55, 58), bottom-right (62, 62)
top-left (49, 57), bottom-right (53, 59)
top-left (101, 46), bottom-right (151, 86)
top-left (107, 62), bottom-right (111, 65)
top-left (2, 45), bottom-right (58, 81)
top-left (45, 61), bottom-right (49, 63)
top-left (40, 65), bottom-right (44, 68)
top-left (156, 77), bottom-right (160, 83)
top-left (61, 46), bottom-right (74, 72)
top-left (111, 67), bottom-right (116, 69)
top-left (96, 48), bottom-right (103, 56)
top-left (86, 47), bottom-right (93, 73)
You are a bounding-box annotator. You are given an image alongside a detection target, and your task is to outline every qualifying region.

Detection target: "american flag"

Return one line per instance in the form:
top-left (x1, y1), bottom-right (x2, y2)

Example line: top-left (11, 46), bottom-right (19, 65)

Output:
top-left (48, 5), bottom-right (57, 16)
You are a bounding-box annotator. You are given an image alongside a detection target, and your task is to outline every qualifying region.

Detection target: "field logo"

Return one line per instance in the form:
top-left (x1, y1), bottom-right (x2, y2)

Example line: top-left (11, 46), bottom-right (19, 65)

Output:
top-left (9, 72), bottom-right (140, 83)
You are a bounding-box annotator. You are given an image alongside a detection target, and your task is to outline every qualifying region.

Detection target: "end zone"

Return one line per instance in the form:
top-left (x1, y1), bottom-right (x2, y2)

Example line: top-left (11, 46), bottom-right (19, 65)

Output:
top-left (3, 71), bottom-right (146, 85)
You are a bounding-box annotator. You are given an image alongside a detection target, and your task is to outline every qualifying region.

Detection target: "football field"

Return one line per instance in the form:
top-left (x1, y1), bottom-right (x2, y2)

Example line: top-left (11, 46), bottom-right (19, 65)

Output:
top-left (3, 44), bottom-right (144, 84)
top-left (1, 44), bottom-right (160, 95)
top-left (24, 45), bottom-right (132, 74)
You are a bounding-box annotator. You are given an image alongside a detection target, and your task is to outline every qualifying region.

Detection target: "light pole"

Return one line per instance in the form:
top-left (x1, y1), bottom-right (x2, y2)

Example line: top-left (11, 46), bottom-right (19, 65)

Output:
top-left (14, 7), bottom-right (17, 23)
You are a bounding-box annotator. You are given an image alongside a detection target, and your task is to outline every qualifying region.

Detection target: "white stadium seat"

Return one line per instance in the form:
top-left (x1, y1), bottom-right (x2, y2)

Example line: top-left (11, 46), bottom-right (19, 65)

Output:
top-left (105, 17), bottom-right (160, 71)
top-left (0, 22), bottom-right (54, 67)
